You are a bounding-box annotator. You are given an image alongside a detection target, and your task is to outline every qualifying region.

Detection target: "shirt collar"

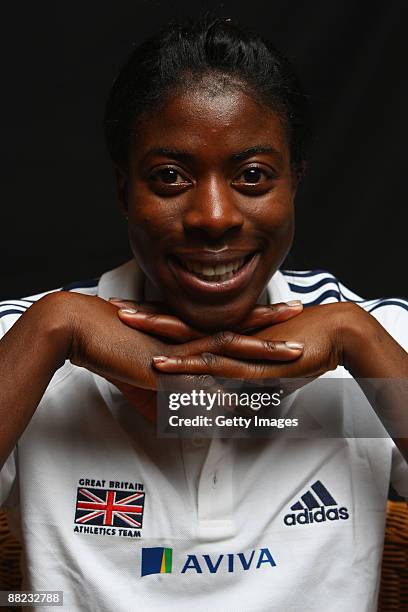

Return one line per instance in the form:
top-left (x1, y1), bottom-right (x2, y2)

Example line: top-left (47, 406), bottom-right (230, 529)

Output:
top-left (98, 259), bottom-right (145, 301)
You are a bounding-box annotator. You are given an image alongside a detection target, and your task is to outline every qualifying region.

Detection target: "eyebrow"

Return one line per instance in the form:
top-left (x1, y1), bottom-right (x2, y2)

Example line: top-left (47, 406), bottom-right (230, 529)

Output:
top-left (143, 148), bottom-right (193, 162)
top-left (231, 146), bottom-right (282, 162)
top-left (143, 145), bottom-right (283, 163)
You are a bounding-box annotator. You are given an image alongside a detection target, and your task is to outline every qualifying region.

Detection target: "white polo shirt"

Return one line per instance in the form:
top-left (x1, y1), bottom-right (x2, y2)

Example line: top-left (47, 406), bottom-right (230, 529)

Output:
top-left (1, 260), bottom-right (407, 612)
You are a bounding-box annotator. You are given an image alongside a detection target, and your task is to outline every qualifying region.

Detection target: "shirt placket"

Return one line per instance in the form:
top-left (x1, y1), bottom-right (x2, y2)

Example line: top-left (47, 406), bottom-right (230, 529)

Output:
top-left (195, 437), bottom-right (235, 539)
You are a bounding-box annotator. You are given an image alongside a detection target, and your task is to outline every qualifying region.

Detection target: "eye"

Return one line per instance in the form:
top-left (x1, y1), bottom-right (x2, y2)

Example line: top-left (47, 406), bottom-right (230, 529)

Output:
top-left (147, 165), bottom-right (192, 195)
top-left (158, 168), bottom-right (183, 184)
top-left (236, 166), bottom-right (274, 184)
top-left (232, 165), bottom-right (277, 193)
top-left (242, 168), bottom-right (265, 183)
top-left (149, 166), bottom-right (190, 185)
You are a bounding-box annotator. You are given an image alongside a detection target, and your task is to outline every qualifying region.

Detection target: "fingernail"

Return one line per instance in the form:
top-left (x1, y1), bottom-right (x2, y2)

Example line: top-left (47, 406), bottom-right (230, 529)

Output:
top-left (285, 341), bottom-right (304, 350)
top-left (119, 307), bottom-right (138, 314)
top-left (152, 356), bottom-right (168, 364)
top-left (286, 300), bottom-right (302, 307)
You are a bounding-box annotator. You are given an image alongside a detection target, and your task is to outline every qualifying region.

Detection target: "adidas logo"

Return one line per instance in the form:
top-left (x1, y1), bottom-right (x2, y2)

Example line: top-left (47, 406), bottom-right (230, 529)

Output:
top-left (283, 480), bottom-right (349, 526)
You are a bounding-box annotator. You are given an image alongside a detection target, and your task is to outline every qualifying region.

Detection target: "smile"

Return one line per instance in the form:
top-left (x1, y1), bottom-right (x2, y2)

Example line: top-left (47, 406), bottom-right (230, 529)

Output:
top-left (168, 252), bottom-right (260, 294)
top-left (183, 257), bottom-right (247, 281)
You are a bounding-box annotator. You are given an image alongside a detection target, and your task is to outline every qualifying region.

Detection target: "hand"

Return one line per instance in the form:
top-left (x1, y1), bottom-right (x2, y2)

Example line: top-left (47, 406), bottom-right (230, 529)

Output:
top-left (140, 301), bottom-right (408, 464)
top-left (149, 303), bottom-right (352, 379)
top-left (49, 292), bottom-right (168, 390)
top-left (109, 298), bottom-right (304, 342)
top-left (105, 298), bottom-right (304, 419)
top-left (109, 298), bottom-right (205, 342)
top-left (39, 293), bottom-right (299, 425)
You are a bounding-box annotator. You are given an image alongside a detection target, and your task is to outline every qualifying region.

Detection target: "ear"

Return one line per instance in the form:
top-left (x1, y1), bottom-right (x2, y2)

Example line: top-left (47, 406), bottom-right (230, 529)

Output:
top-left (291, 160), bottom-right (307, 193)
top-left (114, 165), bottom-right (128, 216)
top-left (296, 160), bottom-right (307, 181)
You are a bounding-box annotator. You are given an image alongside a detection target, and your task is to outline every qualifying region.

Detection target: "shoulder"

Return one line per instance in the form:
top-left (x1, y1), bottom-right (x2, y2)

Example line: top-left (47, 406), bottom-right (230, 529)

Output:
top-left (0, 276), bottom-right (100, 338)
top-left (281, 268), bottom-right (408, 351)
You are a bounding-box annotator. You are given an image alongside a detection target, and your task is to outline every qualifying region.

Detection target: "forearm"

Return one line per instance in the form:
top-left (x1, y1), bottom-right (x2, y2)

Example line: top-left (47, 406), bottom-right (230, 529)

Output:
top-left (343, 308), bottom-right (408, 460)
top-left (0, 293), bottom-right (71, 468)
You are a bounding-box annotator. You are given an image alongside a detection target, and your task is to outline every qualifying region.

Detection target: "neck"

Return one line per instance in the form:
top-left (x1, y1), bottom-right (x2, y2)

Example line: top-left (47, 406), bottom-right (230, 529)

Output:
top-left (144, 277), bottom-right (164, 301)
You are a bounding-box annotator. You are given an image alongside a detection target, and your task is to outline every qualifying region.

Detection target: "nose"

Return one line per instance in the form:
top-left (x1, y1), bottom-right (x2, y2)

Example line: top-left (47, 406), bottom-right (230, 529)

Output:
top-left (182, 175), bottom-right (244, 241)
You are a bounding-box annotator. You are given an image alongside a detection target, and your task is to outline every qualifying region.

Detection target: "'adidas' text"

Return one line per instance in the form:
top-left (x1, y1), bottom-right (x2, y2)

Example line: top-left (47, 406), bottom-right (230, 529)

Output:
top-left (284, 505), bottom-right (349, 526)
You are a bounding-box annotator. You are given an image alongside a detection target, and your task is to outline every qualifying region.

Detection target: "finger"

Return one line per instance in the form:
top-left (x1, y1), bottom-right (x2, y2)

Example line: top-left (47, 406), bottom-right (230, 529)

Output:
top-left (108, 299), bottom-right (165, 313)
top-left (152, 352), bottom-right (302, 378)
top-left (117, 309), bottom-right (204, 342)
top-left (171, 331), bottom-right (303, 361)
top-left (236, 301), bottom-right (303, 332)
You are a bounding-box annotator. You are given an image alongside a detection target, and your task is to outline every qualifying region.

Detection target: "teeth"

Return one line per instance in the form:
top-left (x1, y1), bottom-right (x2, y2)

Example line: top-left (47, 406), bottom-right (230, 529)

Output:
top-left (215, 264), bottom-right (227, 275)
top-left (203, 266), bottom-right (215, 276)
top-left (184, 258), bottom-right (245, 277)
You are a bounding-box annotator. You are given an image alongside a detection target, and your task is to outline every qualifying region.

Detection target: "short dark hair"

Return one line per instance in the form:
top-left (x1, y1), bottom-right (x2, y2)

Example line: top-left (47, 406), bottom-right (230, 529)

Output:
top-left (104, 15), bottom-right (310, 171)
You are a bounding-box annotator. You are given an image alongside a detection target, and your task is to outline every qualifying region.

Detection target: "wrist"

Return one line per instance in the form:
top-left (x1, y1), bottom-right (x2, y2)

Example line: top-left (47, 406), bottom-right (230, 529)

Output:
top-left (33, 292), bottom-right (76, 368)
top-left (340, 303), bottom-right (384, 377)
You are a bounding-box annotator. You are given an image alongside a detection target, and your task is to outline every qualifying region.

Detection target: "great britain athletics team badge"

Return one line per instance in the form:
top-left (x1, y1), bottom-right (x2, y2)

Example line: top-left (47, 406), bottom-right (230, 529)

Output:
top-left (73, 477), bottom-right (145, 538)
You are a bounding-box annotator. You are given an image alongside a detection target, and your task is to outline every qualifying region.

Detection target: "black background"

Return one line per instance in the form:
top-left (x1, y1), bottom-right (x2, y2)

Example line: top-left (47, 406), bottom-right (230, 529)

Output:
top-left (1, 0), bottom-right (406, 300)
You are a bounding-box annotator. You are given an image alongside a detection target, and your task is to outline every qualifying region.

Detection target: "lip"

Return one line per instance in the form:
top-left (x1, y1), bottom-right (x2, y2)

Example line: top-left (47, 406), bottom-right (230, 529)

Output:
top-left (168, 251), bottom-right (261, 296)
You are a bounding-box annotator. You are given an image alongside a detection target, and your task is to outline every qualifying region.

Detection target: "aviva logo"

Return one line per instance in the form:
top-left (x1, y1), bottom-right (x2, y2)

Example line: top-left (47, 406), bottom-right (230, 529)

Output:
top-left (141, 547), bottom-right (173, 577)
top-left (141, 547), bottom-right (276, 577)
top-left (284, 480), bottom-right (349, 526)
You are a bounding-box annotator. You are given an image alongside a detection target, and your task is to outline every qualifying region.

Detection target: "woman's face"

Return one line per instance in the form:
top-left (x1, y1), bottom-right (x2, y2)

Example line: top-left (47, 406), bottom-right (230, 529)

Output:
top-left (118, 83), bottom-right (298, 331)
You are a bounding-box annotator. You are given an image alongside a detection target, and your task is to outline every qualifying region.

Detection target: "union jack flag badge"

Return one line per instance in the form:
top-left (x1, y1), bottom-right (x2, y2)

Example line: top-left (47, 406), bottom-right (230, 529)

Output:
top-left (75, 487), bottom-right (145, 529)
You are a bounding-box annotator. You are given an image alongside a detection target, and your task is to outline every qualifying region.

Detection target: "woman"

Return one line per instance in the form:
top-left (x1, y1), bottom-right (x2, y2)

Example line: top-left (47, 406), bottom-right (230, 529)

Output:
top-left (0, 16), bottom-right (407, 611)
